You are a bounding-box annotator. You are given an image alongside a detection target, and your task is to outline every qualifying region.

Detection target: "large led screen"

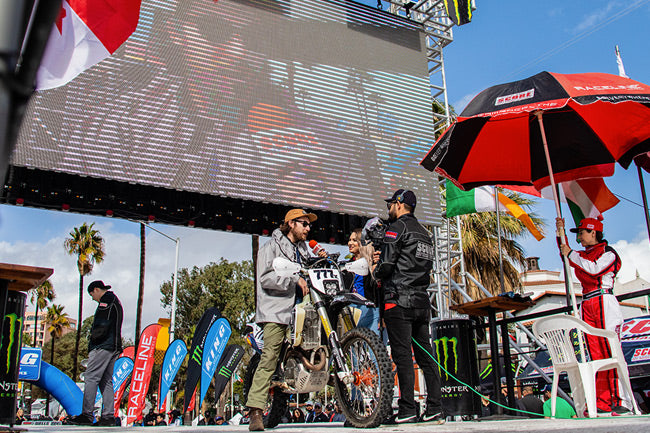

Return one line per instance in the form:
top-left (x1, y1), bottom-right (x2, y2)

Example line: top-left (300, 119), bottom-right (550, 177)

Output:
top-left (12, 0), bottom-right (442, 225)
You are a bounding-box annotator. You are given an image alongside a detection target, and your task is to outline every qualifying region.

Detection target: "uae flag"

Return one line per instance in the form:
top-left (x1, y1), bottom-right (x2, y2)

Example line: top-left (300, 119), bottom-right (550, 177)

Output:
top-left (36, 0), bottom-right (141, 90)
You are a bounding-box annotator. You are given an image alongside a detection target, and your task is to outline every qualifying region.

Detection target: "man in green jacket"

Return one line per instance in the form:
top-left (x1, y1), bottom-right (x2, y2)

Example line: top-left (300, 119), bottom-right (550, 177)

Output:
top-left (542, 385), bottom-right (577, 419)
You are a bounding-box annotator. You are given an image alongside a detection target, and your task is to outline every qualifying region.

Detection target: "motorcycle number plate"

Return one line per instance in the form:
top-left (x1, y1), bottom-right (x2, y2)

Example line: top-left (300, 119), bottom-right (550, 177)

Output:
top-left (308, 269), bottom-right (342, 295)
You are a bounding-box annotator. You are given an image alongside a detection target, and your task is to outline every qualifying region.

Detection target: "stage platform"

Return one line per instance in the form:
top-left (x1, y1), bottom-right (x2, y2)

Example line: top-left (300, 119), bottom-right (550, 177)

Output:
top-left (11, 416), bottom-right (650, 433)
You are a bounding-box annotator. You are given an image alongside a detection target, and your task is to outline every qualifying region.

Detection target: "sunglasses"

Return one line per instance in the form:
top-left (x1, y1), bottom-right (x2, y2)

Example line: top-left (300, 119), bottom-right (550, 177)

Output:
top-left (386, 201), bottom-right (397, 210)
top-left (294, 220), bottom-right (312, 228)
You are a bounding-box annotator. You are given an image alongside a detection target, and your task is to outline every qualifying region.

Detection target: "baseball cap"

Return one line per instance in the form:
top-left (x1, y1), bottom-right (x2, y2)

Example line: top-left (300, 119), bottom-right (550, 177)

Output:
top-left (569, 217), bottom-right (603, 233)
top-left (385, 189), bottom-right (417, 209)
top-left (284, 208), bottom-right (317, 223)
top-left (87, 280), bottom-right (111, 293)
top-left (541, 384), bottom-right (552, 393)
top-left (314, 402), bottom-right (322, 408)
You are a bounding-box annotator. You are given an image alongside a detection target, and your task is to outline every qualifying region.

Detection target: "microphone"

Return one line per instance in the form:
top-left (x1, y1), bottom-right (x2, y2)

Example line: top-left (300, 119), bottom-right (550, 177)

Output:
top-left (309, 240), bottom-right (325, 255)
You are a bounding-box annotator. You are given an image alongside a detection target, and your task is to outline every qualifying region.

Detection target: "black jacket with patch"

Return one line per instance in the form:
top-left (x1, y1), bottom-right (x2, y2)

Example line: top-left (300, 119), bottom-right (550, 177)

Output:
top-left (89, 290), bottom-right (123, 352)
top-left (373, 213), bottom-right (434, 309)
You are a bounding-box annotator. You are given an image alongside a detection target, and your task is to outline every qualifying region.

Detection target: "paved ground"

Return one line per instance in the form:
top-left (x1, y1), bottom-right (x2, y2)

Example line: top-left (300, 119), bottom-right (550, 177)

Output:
top-left (9, 416), bottom-right (650, 433)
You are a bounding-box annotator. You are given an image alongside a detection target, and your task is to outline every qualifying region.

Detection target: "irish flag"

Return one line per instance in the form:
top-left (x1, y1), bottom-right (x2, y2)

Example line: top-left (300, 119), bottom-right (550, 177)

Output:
top-left (445, 181), bottom-right (544, 241)
top-left (36, 0), bottom-right (141, 91)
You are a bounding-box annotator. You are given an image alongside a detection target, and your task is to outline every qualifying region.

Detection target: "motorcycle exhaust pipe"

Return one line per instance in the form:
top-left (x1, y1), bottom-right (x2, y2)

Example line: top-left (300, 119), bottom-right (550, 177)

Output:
top-left (300, 347), bottom-right (327, 371)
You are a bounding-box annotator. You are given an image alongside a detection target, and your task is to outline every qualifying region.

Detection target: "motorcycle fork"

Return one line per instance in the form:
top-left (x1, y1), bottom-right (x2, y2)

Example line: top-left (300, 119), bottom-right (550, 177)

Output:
top-left (310, 289), bottom-right (353, 382)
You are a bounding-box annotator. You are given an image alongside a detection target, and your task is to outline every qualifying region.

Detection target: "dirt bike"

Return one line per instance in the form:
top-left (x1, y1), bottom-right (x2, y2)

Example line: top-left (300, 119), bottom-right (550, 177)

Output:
top-left (243, 254), bottom-right (393, 428)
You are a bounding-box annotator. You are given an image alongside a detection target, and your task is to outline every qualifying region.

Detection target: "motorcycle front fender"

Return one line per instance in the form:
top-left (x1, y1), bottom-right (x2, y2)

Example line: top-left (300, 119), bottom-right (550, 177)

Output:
top-left (330, 292), bottom-right (375, 308)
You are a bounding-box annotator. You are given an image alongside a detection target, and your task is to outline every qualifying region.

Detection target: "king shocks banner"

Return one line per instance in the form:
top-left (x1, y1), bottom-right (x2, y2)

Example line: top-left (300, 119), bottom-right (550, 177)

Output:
top-left (158, 339), bottom-right (187, 411)
top-left (126, 324), bottom-right (161, 425)
top-left (112, 356), bottom-right (134, 415)
top-left (184, 307), bottom-right (221, 412)
top-left (199, 318), bottom-right (232, 408)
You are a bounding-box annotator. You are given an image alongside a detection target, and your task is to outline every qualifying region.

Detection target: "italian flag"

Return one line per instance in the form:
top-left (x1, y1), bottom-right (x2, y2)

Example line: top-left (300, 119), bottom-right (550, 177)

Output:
top-left (561, 179), bottom-right (619, 227)
top-left (36, 0), bottom-right (141, 91)
top-left (503, 178), bottom-right (619, 227)
top-left (445, 181), bottom-right (544, 241)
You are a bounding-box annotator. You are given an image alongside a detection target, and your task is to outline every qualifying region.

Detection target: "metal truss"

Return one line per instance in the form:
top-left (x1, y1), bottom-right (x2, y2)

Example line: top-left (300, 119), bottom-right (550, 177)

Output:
top-left (382, 0), bottom-right (455, 137)
top-left (381, 0), bottom-right (466, 318)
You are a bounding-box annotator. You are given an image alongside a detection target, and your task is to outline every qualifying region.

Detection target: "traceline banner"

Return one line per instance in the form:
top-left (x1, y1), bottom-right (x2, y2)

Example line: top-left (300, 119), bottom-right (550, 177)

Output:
top-left (213, 345), bottom-right (244, 402)
top-left (112, 356), bottom-right (134, 415)
top-left (184, 307), bottom-right (221, 412)
top-left (158, 339), bottom-right (188, 411)
top-left (199, 318), bottom-right (232, 408)
top-left (126, 324), bottom-right (161, 425)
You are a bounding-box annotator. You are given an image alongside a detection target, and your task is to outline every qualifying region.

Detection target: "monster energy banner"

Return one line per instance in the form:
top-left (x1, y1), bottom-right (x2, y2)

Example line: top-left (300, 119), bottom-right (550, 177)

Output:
top-left (213, 345), bottom-right (244, 401)
top-left (431, 318), bottom-right (481, 416)
top-left (184, 307), bottom-right (221, 413)
top-left (0, 290), bottom-right (26, 424)
top-left (443, 0), bottom-right (473, 26)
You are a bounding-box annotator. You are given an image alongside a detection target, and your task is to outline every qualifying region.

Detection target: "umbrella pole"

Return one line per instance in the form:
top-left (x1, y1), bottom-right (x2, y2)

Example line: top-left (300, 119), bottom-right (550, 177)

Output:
top-left (636, 163), bottom-right (650, 246)
top-left (535, 111), bottom-right (587, 361)
top-left (494, 187), bottom-right (506, 293)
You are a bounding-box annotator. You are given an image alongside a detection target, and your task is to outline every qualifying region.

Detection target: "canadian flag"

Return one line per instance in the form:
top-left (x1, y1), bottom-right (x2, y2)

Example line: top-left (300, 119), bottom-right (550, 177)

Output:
top-left (36, 0), bottom-right (141, 91)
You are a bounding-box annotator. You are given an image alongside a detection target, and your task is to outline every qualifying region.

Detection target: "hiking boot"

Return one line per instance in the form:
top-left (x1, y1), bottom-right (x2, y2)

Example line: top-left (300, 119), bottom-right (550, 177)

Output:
top-left (249, 407), bottom-right (264, 431)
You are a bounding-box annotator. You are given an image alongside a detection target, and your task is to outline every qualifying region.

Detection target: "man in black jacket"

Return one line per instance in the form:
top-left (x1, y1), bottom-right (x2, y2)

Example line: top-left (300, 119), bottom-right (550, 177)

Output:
top-left (69, 280), bottom-right (123, 426)
top-left (374, 189), bottom-right (443, 425)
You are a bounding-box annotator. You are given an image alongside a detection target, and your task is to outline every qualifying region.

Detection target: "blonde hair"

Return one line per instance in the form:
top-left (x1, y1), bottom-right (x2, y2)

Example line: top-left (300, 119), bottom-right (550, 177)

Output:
top-left (351, 228), bottom-right (375, 271)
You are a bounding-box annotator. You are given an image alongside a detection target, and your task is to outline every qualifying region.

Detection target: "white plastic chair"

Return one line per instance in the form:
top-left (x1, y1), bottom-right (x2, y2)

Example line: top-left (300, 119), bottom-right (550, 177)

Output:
top-left (532, 314), bottom-right (640, 418)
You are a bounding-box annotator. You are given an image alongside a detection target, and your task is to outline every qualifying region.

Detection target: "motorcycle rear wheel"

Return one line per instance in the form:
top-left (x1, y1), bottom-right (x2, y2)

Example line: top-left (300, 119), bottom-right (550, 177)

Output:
top-left (334, 327), bottom-right (393, 428)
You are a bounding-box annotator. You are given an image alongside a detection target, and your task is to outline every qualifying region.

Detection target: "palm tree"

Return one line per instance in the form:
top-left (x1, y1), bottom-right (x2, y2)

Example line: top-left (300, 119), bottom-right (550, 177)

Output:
top-left (29, 279), bottom-right (55, 347)
top-left (452, 191), bottom-right (545, 302)
top-left (64, 222), bottom-right (105, 381)
top-left (45, 304), bottom-right (70, 415)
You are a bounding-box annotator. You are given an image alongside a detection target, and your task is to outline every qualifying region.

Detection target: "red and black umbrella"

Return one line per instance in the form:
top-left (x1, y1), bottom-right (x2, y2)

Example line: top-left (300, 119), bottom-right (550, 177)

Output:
top-left (421, 71), bottom-right (650, 323)
top-left (421, 71), bottom-right (650, 191)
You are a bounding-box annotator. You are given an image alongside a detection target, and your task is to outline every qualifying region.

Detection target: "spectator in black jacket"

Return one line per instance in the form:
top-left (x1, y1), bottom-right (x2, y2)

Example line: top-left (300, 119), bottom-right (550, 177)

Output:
top-left (69, 280), bottom-right (123, 426)
top-left (516, 386), bottom-right (544, 418)
top-left (305, 403), bottom-right (329, 422)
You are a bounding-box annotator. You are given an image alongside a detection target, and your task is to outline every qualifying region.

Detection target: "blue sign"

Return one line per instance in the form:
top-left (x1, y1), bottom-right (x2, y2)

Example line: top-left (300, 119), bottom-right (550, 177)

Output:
top-left (112, 356), bottom-right (134, 394)
top-left (199, 318), bottom-right (231, 407)
top-left (19, 347), bottom-right (42, 381)
top-left (158, 339), bottom-right (187, 411)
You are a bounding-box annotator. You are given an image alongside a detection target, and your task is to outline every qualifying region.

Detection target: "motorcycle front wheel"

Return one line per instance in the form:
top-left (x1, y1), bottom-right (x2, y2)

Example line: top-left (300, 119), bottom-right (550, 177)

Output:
top-left (334, 327), bottom-right (393, 428)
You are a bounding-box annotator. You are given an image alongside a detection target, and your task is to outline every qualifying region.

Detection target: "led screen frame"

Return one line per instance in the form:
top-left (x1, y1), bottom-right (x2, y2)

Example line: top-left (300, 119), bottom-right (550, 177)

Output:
top-left (12, 0), bottom-right (442, 226)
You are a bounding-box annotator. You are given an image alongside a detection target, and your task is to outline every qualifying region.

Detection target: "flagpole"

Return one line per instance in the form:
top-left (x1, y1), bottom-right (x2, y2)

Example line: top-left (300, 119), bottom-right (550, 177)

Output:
top-left (535, 111), bottom-right (587, 361)
top-left (636, 164), bottom-right (650, 246)
top-left (493, 187), bottom-right (506, 293)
